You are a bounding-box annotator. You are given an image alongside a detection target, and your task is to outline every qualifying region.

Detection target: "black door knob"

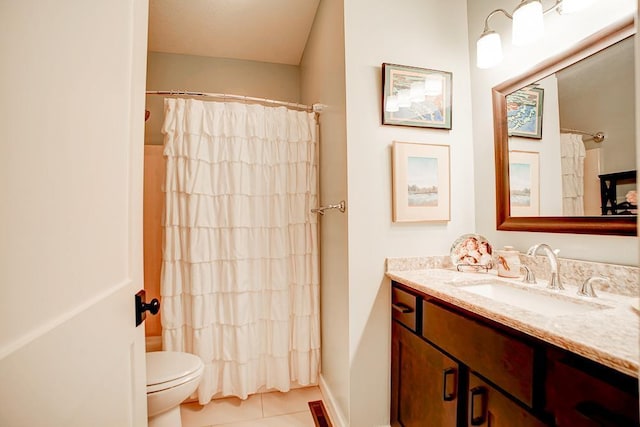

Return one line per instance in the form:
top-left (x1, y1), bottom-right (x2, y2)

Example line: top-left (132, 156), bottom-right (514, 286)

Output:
top-left (135, 290), bottom-right (161, 327)
top-left (142, 298), bottom-right (160, 315)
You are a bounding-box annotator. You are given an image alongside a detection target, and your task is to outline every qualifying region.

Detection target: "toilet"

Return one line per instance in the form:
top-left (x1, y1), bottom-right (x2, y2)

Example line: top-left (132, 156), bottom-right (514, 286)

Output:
top-left (146, 351), bottom-right (204, 427)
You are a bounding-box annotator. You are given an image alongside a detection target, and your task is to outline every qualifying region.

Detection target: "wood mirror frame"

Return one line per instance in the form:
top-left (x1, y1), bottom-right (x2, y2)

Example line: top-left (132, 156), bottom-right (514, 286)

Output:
top-left (493, 17), bottom-right (637, 236)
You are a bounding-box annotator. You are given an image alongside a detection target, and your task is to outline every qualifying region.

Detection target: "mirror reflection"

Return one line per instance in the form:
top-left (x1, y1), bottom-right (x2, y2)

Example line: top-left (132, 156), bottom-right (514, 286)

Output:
top-left (507, 36), bottom-right (636, 217)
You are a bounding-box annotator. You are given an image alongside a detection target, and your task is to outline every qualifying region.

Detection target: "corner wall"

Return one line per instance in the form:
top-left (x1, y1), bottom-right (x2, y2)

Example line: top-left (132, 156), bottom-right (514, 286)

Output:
top-left (300, 0), bottom-right (350, 424)
top-left (467, 0), bottom-right (638, 265)
top-left (343, 0), bottom-right (476, 425)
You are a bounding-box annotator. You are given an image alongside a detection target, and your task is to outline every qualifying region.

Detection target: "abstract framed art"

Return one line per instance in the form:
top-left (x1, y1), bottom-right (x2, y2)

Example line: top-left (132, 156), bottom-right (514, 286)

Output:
top-left (392, 141), bottom-right (450, 222)
top-left (506, 86), bottom-right (544, 139)
top-left (382, 63), bottom-right (452, 129)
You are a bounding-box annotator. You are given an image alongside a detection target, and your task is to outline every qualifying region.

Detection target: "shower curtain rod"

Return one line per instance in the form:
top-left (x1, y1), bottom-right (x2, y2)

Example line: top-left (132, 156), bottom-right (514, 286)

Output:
top-left (560, 127), bottom-right (605, 143)
top-left (145, 90), bottom-right (325, 113)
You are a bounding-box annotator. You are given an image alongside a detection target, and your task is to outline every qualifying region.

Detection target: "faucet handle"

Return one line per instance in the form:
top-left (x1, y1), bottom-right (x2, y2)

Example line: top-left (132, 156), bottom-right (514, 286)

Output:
top-left (577, 275), bottom-right (610, 298)
top-left (520, 265), bottom-right (536, 284)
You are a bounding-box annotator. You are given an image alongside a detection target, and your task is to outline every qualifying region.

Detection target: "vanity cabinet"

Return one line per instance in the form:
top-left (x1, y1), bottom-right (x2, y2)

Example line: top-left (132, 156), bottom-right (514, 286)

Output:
top-left (390, 281), bottom-right (639, 427)
top-left (391, 286), bottom-right (459, 426)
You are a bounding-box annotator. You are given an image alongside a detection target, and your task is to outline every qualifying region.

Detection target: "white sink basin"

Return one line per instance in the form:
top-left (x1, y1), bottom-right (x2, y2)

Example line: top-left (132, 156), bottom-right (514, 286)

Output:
top-left (459, 281), bottom-right (609, 316)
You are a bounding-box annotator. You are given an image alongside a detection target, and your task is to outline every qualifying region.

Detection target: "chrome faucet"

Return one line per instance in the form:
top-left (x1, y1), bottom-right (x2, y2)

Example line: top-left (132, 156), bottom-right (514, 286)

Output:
top-left (526, 244), bottom-right (564, 291)
top-left (577, 275), bottom-right (611, 298)
top-left (520, 265), bottom-right (536, 284)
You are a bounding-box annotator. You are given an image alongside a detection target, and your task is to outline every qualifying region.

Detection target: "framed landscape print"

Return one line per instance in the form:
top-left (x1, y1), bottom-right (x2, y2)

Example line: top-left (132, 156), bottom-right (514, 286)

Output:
top-left (392, 141), bottom-right (450, 222)
top-left (509, 150), bottom-right (540, 216)
top-left (506, 86), bottom-right (544, 139)
top-left (382, 63), bottom-right (452, 129)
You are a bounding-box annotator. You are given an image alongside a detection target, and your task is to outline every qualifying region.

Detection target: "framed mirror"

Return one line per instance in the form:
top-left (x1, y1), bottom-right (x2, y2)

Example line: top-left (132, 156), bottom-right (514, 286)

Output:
top-left (493, 17), bottom-right (637, 236)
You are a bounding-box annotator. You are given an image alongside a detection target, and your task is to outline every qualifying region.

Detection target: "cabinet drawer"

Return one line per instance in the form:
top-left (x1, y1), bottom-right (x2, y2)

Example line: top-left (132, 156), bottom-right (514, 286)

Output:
top-left (392, 285), bottom-right (418, 331)
top-left (422, 300), bottom-right (535, 407)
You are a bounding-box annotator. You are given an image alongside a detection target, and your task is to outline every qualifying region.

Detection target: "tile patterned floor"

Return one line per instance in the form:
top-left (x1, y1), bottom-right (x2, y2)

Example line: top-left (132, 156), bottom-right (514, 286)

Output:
top-left (181, 386), bottom-right (323, 427)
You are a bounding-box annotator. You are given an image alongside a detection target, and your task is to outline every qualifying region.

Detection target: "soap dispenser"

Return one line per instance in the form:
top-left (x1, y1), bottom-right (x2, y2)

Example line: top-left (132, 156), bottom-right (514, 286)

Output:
top-left (496, 246), bottom-right (521, 278)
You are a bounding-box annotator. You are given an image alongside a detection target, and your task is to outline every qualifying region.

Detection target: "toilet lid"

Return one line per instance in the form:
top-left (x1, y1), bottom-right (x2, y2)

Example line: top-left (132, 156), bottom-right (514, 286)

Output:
top-left (146, 351), bottom-right (203, 391)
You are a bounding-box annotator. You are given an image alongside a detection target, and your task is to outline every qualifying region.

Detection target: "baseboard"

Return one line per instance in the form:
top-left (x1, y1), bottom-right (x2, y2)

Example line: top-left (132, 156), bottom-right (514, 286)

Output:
top-left (318, 374), bottom-right (348, 427)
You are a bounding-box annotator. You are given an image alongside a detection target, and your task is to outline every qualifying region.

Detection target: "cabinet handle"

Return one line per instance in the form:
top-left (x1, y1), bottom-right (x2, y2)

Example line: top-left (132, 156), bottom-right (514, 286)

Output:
top-left (442, 367), bottom-right (457, 401)
top-left (391, 302), bottom-right (414, 314)
top-left (469, 386), bottom-right (487, 426)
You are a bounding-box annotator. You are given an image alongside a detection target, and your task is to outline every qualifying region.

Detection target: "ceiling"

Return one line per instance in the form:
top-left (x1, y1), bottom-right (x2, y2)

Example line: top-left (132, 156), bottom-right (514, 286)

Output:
top-left (147, 0), bottom-right (321, 65)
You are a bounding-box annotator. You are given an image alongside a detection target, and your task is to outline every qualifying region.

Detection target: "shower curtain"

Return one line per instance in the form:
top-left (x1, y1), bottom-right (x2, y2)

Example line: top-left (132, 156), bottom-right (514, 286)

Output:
top-left (160, 98), bottom-right (320, 403)
top-left (560, 133), bottom-right (586, 216)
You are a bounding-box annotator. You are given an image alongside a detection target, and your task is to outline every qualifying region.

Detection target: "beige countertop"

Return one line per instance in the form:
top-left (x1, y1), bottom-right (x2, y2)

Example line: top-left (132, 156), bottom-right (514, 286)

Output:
top-left (387, 267), bottom-right (639, 378)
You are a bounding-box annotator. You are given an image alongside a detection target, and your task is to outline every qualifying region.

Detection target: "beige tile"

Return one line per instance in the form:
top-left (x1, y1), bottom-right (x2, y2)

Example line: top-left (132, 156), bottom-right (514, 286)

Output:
top-left (213, 410), bottom-right (315, 427)
top-left (261, 386), bottom-right (323, 418)
top-left (180, 394), bottom-right (263, 427)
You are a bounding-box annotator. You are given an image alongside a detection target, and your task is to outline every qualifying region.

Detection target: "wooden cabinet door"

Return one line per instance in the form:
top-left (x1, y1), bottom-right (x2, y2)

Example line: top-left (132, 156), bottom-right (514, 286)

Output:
top-left (467, 374), bottom-right (548, 427)
top-left (545, 358), bottom-right (639, 426)
top-left (391, 321), bottom-right (458, 427)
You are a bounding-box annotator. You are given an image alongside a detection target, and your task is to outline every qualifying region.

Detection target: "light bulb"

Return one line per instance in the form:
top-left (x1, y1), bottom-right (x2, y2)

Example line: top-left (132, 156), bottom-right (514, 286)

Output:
top-left (512, 0), bottom-right (544, 46)
top-left (477, 31), bottom-right (503, 69)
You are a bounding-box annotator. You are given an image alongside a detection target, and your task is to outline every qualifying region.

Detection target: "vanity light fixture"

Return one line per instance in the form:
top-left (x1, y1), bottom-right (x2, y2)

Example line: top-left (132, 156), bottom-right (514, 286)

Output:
top-left (476, 0), bottom-right (594, 69)
top-left (512, 0), bottom-right (545, 46)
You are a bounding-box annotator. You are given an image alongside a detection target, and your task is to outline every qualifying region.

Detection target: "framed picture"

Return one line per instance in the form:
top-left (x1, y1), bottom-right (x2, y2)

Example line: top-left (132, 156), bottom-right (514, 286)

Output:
top-left (392, 141), bottom-right (450, 222)
top-left (509, 150), bottom-right (540, 216)
top-left (382, 63), bottom-right (452, 129)
top-left (506, 86), bottom-right (544, 139)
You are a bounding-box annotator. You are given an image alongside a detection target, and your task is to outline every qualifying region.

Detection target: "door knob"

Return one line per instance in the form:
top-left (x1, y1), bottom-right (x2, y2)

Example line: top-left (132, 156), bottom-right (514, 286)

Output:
top-left (135, 290), bottom-right (160, 327)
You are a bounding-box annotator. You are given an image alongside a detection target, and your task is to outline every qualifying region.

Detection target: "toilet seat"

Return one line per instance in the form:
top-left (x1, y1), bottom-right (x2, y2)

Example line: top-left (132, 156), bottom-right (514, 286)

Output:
top-left (146, 351), bottom-right (204, 393)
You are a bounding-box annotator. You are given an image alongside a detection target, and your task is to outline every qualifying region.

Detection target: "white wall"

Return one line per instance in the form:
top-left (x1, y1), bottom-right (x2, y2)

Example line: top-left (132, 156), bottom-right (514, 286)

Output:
top-left (343, 0), bottom-right (475, 425)
top-left (145, 52), bottom-right (301, 145)
top-left (300, 0), bottom-right (350, 424)
top-left (468, 0), bottom-right (638, 265)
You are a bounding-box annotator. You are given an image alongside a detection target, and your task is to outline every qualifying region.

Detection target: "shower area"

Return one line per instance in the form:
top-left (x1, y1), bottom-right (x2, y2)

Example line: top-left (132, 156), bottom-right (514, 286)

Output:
top-left (143, 50), bottom-right (324, 406)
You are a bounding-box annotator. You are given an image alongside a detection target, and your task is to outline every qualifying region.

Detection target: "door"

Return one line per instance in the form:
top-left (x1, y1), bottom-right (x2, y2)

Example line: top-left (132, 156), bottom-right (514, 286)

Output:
top-left (0, 1), bottom-right (149, 426)
top-left (391, 322), bottom-right (458, 427)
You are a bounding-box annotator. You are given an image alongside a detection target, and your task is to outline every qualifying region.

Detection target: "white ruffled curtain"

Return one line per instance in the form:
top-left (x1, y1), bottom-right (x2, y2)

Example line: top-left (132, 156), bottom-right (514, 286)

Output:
top-left (160, 98), bottom-right (320, 403)
top-left (560, 133), bottom-right (586, 216)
